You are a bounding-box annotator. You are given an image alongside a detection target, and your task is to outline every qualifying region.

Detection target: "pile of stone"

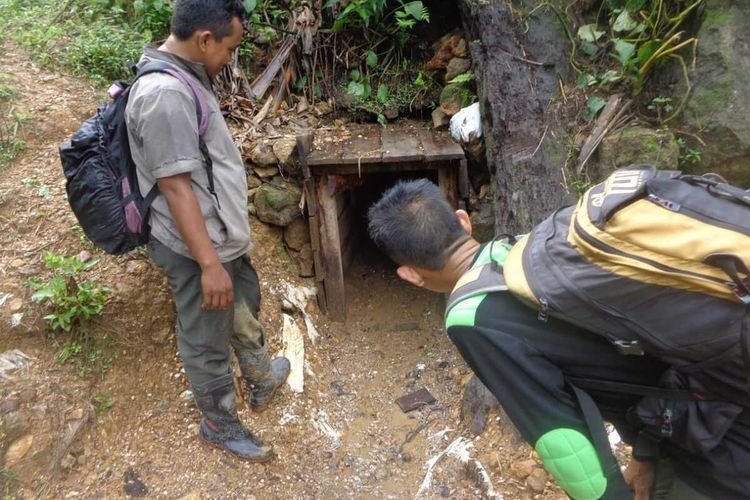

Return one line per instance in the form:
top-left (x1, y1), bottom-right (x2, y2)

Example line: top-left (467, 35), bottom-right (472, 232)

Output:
top-left (244, 136), bottom-right (313, 278)
top-left (426, 33), bottom-right (473, 130)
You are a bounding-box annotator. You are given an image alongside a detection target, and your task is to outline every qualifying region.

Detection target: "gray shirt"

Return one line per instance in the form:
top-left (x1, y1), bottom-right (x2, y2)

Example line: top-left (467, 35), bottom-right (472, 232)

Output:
top-left (125, 48), bottom-right (250, 262)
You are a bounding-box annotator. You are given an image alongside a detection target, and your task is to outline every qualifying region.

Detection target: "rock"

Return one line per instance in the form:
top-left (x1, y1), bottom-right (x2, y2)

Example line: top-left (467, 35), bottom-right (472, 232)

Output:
top-left (314, 101), bottom-right (333, 116)
top-left (253, 165), bottom-right (279, 179)
top-left (273, 137), bottom-right (297, 166)
top-left (510, 459), bottom-right (537, 480)
top-left (76, 250), bottom-right (91, 263)
top-left (469, 199), bottom-right (495, 243)
top-left (8, 297), bottom-right (23, 313)
top-left (254, 181), bottom-right (302, 227)
top-left (151, 326), bottom-right (171, 344)
top-left (66, 408), bottom-right (85, 421)
top-left (594, 126), bottom-right (679, 180)
top-left (461, 375), bottom-right (499, 435)
top-left (432, 108), bottom-right (450, 130)
top-left (123, 467), bottom-right (148, 497)
top-left (296, 96), bottom-right (310, 114)
top-left (60, 453), bottom-right (76, 471)
top-left (427, 34), bottom-right (464, 70)
top-left (384, 107), bottom-right (399, 120)
top-left (2, 412), bottom-right (26, 440)
top-left (0, 397), bottom-right (19, 414)
top-left (526, 467), bottom-right (548, 493)
top-left (5, 434), bottom-right (33, 465)
top-left (9, 258), bottom-right (24, 268)
top-left (673, 2), bottom-right (750, 186)
top-left (248, 202), bottom-right (257, 216)
top-left (445, 57), bottom-right (472, 82)
top-left (180, 390), bottom-right (193, 401)
top-left (283, 217), bottom-right (310, 251)
top-left (247, 175), bottom-right (262, 190)
top-left (453, 38), bottom-right (468, 57)
top-left (297, 244), bottom-right (315, 278)
top-left (250, 142), bottom-right (278, 166)
top-left (439, 84), bottom-right (465, 117)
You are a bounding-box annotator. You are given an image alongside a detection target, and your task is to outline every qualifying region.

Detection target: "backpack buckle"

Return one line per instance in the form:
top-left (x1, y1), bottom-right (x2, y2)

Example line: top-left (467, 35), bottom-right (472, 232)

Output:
top-left (613, 339), bottom-right (644, 355)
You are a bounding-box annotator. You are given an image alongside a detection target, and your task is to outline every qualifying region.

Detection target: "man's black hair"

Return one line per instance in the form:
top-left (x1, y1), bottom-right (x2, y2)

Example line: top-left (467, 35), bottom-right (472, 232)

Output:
top-left (368, 179), bottom-right (467, 270)
top-left (171, 0), bottom-right (246, 41)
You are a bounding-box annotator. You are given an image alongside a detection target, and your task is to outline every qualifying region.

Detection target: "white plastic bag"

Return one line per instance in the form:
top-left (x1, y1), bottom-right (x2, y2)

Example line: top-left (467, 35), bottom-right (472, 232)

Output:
top-left (449, 102), bottom-right (483, 143)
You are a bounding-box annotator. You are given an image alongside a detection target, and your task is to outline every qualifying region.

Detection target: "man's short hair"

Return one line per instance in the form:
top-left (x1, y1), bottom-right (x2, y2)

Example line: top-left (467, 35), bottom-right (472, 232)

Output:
top-left (368, 179), bottom-right (467, 270)
top-left (171, 0), bottom-right (246, 41)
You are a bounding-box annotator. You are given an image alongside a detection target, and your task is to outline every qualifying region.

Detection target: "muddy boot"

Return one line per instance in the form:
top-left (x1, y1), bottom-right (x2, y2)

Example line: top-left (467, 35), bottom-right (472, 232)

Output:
top-left (237, 349), bottom-right (291, 411)
top-left (193, 373), bottom-right (273, 462)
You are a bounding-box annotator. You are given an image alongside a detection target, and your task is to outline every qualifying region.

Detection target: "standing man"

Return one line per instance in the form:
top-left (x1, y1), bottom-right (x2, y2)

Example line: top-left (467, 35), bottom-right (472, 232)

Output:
top-left (126, 0), bottom-right (289, 462)
top-left (368, 179), bottom-right (750, 499)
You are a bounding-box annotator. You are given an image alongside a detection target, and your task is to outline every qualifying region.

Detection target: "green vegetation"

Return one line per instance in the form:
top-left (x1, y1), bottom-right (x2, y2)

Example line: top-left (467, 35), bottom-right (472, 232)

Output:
top-left (0, 70), bottom-right (25, 169)
top-left (92, 390), bottom-right (115, 414)
top-left (0, 0), bottom-right (171, 86)
top-left (529, 0), bottom-right (702, 123)
top-left (1, 469), bottom-right (20, 500)
top-left (28, 251), bottom-right (115, 378)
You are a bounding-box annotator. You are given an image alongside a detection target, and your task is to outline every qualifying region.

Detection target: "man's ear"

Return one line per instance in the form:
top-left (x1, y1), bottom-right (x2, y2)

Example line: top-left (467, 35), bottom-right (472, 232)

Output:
top-left (456, 209), bottom-right (472, 236)
top-left (196, 30), bottom-right (212, 52)
top-left (397, 266), bottom-right (424, 288)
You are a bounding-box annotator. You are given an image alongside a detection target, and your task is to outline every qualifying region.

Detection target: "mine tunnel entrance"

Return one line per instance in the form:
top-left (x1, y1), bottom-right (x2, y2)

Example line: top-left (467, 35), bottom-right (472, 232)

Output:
top-left (302, 122), bottom-right (467, 321)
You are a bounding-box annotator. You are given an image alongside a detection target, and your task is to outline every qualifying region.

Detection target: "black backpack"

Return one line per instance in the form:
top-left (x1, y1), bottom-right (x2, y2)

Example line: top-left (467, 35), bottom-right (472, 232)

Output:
top-left (59, 61), bottom-right (218, 254)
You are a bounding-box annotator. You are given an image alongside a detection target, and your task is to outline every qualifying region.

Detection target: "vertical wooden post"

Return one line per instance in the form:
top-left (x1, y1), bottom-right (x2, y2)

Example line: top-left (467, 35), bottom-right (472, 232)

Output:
top-left (317, 175), bottom-right (347, 322)
top-left (438, 162), bottom-right (459, 209)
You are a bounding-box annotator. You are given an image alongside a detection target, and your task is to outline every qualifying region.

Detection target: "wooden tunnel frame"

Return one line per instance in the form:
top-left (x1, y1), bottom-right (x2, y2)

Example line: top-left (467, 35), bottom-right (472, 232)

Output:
top-left (297, 125), bottom-right (468, 322)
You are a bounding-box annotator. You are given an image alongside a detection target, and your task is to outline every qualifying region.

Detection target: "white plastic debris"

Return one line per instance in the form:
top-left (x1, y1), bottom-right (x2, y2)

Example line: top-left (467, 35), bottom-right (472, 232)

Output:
top-left (449, 102), bottom-right (483, 143)
top-left (311, 410), bottom-right (341, 450)
top-left (10, 313), bottom-right (23, 328)
top-left (278, 314), bottom-right (305, 393)
top-left (416, 436), bottom-right (502, 500)
top-left (0, 350), bottom-right (33, 381)
top-left (0, 293), bottom-right (10, 307)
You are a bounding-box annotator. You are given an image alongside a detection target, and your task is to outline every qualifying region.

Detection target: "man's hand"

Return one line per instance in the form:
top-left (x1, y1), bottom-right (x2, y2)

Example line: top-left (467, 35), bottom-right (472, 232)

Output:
top-left (200, 260), bottom-right (233, 310)
top-left (623, 457), bottom-right (654, 500)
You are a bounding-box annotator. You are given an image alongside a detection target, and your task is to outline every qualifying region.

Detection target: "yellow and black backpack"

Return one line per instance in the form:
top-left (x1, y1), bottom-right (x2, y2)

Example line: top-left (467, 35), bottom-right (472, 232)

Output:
top-left (448, 165), bottom-right (750, 455)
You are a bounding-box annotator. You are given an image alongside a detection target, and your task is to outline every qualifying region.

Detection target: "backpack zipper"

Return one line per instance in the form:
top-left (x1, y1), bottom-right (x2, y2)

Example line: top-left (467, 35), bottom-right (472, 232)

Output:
top-left (573, 218), bottom-right (729, 288)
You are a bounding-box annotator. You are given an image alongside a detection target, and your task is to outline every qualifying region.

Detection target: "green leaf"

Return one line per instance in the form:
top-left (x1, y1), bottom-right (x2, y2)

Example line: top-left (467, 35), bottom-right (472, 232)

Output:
top-left (31, 288), bottom-right (55, 301)
top-left (583, 95), bottom-right (607, 121)
top-left (323, 0), bottom-right (339, 8)
top-left (377, 114), bottom-right (387, 128)
top-left (577, 24), bottom-right (604, 43)
top-left (613, 11), bottom-right (638, 32)
top-left (402, 1), bottom-right (427, 21)
top-left (637, 40), bottom-right (660, 66)
top-left (448, 72), bottom-right (474, 84)
top-left (347, 81), bottom-right (365, 98)
top-left (625, 0), bottom-right (646, 11)
top-left (377, 84), bottom-right (388, 104)
top-left (580, 42), bottom-right (599, 57)
top-left (599, 70), bottom-right (621, 85)
top-left (349, 68), bottom-right (361, 81)
top-left (576, 73), bottom-right (597, 88)
top-left (243, 0), bottom-right (257, 12)
top-left (365, 50), bottom-right (377, 68)
top-left (612, 38), bottom-right (636, 67)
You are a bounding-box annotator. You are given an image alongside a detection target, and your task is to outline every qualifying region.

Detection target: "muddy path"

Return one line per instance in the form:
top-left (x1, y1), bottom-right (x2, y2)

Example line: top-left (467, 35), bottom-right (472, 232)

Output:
top-left (0, 42), bottom-right (564, 499)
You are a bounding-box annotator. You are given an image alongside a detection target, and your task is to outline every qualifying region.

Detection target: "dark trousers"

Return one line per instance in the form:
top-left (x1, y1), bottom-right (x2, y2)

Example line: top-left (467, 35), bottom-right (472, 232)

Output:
top-left (448, 291), bottom-right (749, 499)
top-left (149, 239), bottom-right (269, 386)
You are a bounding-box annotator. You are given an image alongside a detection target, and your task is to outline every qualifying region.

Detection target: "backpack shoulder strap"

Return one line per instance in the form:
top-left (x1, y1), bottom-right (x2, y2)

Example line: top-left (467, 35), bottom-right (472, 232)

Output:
top-left (444, 240), bottom-right (511, 324)
top-left (133, 61), bottom-right (210, 136)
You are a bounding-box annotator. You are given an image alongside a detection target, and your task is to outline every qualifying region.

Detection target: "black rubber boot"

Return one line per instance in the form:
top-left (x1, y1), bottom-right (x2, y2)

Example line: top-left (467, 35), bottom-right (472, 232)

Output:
top-left (237, 349), bottom-right (291, 411)
top-left (192, 373), bottom-right (273, 462)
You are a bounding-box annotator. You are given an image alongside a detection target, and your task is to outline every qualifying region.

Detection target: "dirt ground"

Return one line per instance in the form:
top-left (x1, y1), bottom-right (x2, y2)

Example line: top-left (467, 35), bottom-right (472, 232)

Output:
top-left (0, 42), bottom-right (569, 499)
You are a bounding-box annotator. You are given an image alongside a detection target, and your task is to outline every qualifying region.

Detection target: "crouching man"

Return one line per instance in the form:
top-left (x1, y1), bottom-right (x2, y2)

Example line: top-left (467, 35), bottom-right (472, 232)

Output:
top-left (368, 179), bottom-right (750, 499)
top-left (125, 0), bottom-right (289, 461)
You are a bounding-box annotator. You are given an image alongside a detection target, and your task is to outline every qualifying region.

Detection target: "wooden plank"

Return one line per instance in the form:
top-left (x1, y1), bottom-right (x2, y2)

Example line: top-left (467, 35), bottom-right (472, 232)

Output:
top-left (438, 163), bottom-right (459, 209)
top-left (381, 126), bottom-right (422, 162)
top-left (341, 127), bottom-right (383, 165)
top-left (458, 159), bottom-right (470, 199)
top-left (307, 161), bottom-right (445, 176)
top-left (308, 138), bottom-right (345, 166)
top-left (317, 175), bottom-right (346, 322)
top-left (419, 129), bottom-right (465, 162)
